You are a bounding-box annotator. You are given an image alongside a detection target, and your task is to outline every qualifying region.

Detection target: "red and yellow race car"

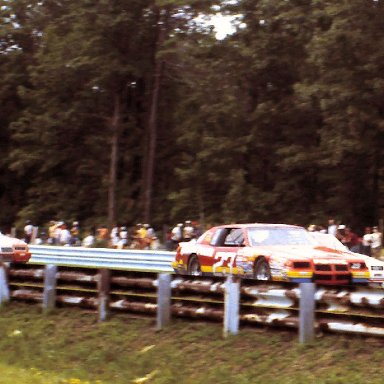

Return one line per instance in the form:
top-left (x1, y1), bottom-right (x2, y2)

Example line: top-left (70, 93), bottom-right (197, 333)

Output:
top-left (172, 223), bottom-right (369, 285)
top-left (0, 233), bottom-right (31, 263)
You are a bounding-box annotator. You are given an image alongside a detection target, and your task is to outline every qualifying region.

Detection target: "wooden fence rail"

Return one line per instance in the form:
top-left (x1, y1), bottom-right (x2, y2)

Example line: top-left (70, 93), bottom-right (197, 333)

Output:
top-left (1, 263), bottom-right (384, 342)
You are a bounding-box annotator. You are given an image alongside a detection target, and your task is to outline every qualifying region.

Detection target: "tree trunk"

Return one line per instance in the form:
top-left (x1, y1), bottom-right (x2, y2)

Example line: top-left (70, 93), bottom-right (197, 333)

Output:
top-left (143, 11), bottom-right (166, 223)
top-left (107, 93), bottom-right (121, 229)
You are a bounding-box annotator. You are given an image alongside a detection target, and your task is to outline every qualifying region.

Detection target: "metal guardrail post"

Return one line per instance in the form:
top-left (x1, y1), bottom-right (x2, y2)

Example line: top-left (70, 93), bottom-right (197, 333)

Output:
top-left (0, 263), bottom-right (10, 306)
top-left (157, 273), bottom-right (172, 330)
top-left (223, 275), bottom-right (240, 337)
top-left (299, 283), bottom-right (316, 343)
top-left (98, 269), bottom-right (111, 322)
top-left (43, 264), bottom-right (57, 313)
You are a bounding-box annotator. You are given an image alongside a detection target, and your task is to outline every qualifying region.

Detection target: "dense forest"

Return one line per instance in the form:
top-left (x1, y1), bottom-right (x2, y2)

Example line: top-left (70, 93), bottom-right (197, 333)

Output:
top-left (1, 0), bottom-right (383, 234)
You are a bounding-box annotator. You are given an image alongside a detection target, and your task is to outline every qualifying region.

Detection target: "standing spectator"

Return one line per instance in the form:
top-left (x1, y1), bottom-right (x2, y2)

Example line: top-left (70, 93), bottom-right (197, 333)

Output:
top-left (336, 224), bottom-right (346, 243)
top-left (130, 224), bottom-right (142, 249)
top-left (327, 219), bottom-right (337, 237)
top-left (145, 224), bottom-right (155, 238)
top-left (82, 229), bottom-right (95, 247)
top-left (110, 226), bottom-right (120, 248)
top-left (48, 220), bottom-right (57, 245)
top-left (144, 224), bottom-right (155, 249)
top-left (130, 223), bottom-right (147, 249)
top-left (150, 236), bottom-right (161, 250)
top-left (192, 221), bottom-right (202, 239)
top-left (59, 223), bottom-right (72, 246)
top-left (70, 221), bottom-right (80, 246)
top-left (137, 223), bottom-right (147, 239)
top-left (36, 230), bottom-right (48, 245)
top-left (361, 227), bottom-right (372, 256)
top-left (339, 226), bottom-right (360, 252)
top-left (24, 220), bottom-right (33, 244)
top-left (136, 224), bottom-right (148, 249)
top-left (371, 226), bottom-right (383, 259)
top-left (117, 226), bottom-right (128, 249)
top-left (165, 228), bottom-right (174, 251)
top-left (171, 223), bottom-right (183, 249)
top-left (54, 222), bottom-right (63, 245)
top-left (97, 225), bottom-right (109, 242)
top-left (183, 220), bottom-right (195, 241)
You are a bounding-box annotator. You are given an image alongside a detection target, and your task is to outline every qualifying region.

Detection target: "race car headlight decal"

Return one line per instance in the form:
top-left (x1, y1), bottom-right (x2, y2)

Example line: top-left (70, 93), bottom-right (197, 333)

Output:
top-left (350, 262), bottom-right (365, 270)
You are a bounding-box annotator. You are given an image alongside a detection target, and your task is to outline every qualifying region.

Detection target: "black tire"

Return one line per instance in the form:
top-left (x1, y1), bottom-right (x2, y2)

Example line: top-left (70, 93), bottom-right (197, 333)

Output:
top-left (254, 258), bottom-right (271, 281)
top-left (188, 255), bottom-right (202, 276)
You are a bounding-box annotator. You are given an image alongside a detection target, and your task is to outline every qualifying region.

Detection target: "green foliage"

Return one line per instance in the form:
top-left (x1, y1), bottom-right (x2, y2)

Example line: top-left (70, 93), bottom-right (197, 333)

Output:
top-left (0, 0), bottom-right (383, 232)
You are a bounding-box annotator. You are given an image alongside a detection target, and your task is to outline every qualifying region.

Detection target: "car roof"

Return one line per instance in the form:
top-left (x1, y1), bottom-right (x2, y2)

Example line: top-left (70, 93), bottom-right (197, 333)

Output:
top-left (212, 223), bottom-right (302, 230)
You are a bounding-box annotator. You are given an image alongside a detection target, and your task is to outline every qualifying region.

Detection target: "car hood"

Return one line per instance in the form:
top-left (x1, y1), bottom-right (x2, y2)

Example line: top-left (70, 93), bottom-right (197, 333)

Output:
top-left (245, 245), bottom-right (366, 262)
top-left (0, 234), bottom-right (27, 247)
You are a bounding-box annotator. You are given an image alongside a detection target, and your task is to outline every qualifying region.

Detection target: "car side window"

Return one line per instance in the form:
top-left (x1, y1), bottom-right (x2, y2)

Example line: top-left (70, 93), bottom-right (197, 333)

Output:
top-left (210, 229), bottom-right (227, 246)
top-left (224, 228), bottom-right (244, 246)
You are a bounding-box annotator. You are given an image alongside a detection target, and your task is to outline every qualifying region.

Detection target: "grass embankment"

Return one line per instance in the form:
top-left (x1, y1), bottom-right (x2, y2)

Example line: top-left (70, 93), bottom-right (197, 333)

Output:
top-left (0, 303), bottom-right (383, 384)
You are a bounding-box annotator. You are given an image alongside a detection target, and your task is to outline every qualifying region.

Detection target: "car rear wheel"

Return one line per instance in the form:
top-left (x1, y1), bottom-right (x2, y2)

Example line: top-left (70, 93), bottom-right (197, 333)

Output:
top-left (254, 258), bottom-right (271, 281)
top-left (188, 255), bottom-right (202, 276)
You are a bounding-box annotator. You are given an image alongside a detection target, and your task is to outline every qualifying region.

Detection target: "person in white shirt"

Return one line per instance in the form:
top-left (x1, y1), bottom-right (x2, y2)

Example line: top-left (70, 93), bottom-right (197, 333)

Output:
top-left (183, 220), bottom-right (195, 241)
top-left (371, 226), bottom-right (382, 259)
top-left (327, 219), bottom-right (337, 237)
top-left (24, 220), bottom-right (34, 243)
top-left (361, 227), bottom-right (372, 256)
top-left (82, 233), bottom-right (95, 247)
top-left (117, 226), bottom-right (128, 249)
top-left (59, 223), bottom-right (71, 246)
top-left (171, 223), bottom-right (183, 249)
top-left (110, 226), bottom-right (120, 248)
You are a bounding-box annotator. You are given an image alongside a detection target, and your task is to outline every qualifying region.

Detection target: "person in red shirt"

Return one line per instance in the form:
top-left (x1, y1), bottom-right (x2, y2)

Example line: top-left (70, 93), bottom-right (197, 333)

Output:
top-left (343, 227), bottom-right (361, 252)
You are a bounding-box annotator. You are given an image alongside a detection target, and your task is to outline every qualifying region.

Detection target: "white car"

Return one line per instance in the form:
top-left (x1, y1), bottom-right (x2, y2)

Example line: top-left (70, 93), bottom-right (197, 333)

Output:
top-left (309, 232), bottom-right (384, 286)
top-left (0, 233), bottom-right (31, 263)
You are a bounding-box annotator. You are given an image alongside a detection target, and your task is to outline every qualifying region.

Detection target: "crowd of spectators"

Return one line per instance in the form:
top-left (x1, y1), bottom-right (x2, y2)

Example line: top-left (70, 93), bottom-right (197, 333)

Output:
top-left (21, 220), bottom-right (202, 251)
top-left (12, 217), bottom-right (383, 259)
top-left (307, 218), bottom-right (383, 258)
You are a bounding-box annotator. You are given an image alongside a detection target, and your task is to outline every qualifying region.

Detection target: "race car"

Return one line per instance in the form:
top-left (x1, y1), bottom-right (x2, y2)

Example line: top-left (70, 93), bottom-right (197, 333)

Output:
top-left (172, 223), bottom-right (369, 285)
top-left (0, 233), bottom-right (31, 263)
top-left (309, 231), bottom-right (384, 286)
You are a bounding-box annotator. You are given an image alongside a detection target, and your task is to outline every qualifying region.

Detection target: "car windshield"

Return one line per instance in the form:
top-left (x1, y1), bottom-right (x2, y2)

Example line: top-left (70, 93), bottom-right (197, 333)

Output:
top-left (247, 227), bottom-right (314, 246)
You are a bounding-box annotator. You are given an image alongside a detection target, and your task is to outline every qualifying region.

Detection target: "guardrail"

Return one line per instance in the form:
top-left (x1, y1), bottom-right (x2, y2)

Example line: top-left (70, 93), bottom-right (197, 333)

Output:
top-left (29, 245), bottom-right (175, 272)
top-left (1, 262), bottom-right (384, 342)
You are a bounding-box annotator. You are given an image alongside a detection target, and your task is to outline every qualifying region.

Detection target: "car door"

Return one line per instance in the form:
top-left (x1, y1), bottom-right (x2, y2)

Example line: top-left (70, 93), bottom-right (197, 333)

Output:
top-left (210, 228), bottom-right (244, 275)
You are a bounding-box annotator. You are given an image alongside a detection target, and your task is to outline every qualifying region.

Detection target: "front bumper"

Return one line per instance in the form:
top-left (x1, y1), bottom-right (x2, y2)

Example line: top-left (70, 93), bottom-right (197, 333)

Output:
top-left (172, 260), bottom-right (187, 275)
top-left (13, 251), bottom-right (31, 263)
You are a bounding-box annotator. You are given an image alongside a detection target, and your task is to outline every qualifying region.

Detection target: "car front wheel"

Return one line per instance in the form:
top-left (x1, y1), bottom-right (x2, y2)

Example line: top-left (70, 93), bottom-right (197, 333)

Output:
top-left (254, 258), bottom-right (271, 281)
top-left (188, 255), bottom-right (202, 276)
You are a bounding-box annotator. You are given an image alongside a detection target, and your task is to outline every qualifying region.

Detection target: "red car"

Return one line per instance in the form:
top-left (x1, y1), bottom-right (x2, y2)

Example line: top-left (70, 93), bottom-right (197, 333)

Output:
top-left (172, 223), bottom-right (369, 285)
top-left (0, 233), bottom-right (31, 263)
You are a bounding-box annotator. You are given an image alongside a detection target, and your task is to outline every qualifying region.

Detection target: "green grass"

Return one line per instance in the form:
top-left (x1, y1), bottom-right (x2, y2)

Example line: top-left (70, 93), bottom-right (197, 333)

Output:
top-left (0, 303), bottom-right (383, 384)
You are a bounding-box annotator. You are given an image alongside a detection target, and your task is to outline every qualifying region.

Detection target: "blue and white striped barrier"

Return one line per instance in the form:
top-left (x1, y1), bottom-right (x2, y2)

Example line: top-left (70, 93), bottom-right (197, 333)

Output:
top-left (29, 245), bottom-right (175, 272)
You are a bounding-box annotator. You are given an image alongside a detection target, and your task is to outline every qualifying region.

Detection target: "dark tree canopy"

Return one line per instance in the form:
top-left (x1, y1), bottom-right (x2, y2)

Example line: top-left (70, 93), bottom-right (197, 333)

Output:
top-left (0, 0), bottom-right (383, 234)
